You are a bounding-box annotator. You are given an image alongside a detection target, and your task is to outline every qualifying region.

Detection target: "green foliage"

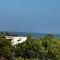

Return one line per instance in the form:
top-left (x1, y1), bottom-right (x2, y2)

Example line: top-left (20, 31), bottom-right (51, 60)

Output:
top-left (15, 57), bottom-right (24, 60)
top-left (0, 32), bottom-right (14, 60)
top-left (0, 33), bottom-right (60, 60)
top-left (14, 34), bottom-right (60, 60)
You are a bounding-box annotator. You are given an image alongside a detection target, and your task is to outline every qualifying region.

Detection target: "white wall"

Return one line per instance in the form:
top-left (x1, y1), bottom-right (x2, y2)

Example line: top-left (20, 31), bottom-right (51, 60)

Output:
top-left (11, 36), bottom-right (27, 45)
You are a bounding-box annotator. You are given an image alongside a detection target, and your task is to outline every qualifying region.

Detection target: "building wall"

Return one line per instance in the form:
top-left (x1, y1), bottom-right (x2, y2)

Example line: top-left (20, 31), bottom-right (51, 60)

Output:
top-left (11, 36), bottom-right (27, 45)
top-left (6, 36), bottom-right (27, 45)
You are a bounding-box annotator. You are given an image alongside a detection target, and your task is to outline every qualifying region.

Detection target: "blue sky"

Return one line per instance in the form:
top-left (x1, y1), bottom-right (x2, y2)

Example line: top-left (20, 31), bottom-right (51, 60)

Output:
top-left (0, 0), bottom-right (60, 33)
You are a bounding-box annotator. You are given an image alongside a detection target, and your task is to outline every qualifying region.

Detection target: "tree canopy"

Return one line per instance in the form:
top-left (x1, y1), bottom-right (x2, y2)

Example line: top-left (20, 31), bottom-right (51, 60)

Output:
top-left (0, 32), bottom-right (60, 60)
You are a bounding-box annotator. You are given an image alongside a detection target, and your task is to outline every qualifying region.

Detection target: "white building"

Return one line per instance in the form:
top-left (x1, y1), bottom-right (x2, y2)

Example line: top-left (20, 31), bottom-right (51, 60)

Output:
top-left (5, 36), bottom-right (27, 45)
top-left (12, 36), bottom-right (27, 45)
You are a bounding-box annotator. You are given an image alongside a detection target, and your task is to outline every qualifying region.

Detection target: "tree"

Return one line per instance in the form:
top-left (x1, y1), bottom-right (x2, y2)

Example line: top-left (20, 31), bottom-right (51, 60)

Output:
top-left (0, 33), bottom-right (14, 60)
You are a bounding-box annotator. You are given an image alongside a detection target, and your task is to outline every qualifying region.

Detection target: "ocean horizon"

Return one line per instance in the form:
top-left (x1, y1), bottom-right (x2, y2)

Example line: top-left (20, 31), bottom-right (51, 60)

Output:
top-left (5, 32), bottom-right (60, 38)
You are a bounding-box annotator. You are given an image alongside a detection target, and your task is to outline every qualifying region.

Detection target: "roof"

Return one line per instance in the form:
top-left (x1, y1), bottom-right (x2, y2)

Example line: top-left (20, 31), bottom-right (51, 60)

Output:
top-left (5, 36), bottom-right (13, 40)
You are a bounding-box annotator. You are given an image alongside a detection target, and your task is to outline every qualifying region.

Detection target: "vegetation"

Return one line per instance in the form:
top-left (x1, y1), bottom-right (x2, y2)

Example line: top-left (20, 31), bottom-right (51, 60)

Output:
top-left (0, 32), bottom-right (60, 60)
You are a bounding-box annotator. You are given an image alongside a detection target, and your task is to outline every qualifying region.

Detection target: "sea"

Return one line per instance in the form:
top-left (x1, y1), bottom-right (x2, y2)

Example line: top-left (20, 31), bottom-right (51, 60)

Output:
top-left (8, 32), bottom-right (60, 38)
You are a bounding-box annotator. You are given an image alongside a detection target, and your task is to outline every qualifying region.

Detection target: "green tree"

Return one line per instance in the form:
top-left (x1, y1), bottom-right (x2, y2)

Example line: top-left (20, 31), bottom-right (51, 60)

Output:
top-left (0, 33), bottom-right (14, 60)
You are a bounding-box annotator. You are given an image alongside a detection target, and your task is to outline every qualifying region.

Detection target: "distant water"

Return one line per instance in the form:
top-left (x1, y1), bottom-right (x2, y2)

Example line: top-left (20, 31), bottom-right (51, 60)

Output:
top-left (8, 32), bottom-right (60, 38)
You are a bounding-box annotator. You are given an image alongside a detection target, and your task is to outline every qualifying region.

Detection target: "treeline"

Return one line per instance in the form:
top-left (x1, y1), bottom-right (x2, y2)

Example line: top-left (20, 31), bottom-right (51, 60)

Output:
top-left (0, 32), bottom-right (60, 60)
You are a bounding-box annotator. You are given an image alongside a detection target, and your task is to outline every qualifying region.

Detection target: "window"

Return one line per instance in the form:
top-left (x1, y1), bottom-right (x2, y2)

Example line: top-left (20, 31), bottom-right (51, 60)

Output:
top-left (17, 39), bottom-right (21, 41)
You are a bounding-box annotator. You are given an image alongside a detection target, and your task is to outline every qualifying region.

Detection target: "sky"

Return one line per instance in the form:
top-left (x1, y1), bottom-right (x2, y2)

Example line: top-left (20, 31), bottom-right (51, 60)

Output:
top-left (0, 0), bottom-right (60, 33)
